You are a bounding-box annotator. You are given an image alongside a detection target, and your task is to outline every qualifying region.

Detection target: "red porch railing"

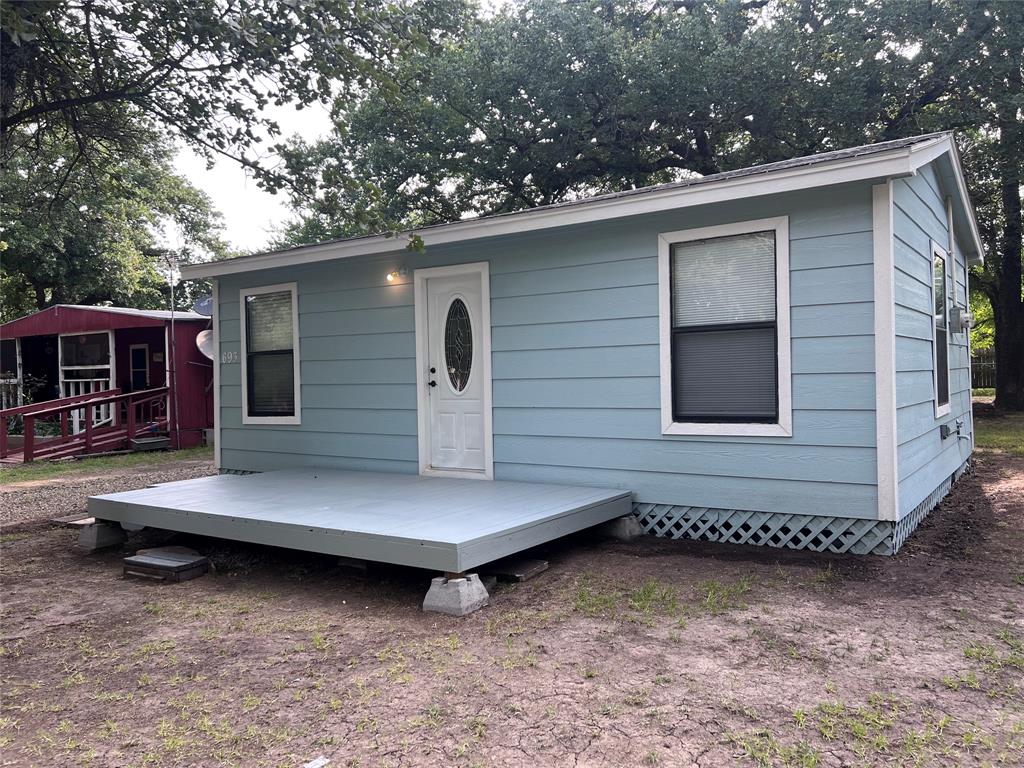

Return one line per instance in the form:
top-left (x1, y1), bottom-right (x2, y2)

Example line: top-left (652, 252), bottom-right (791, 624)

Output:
top-left (0, 387), bottom-right (169, 463)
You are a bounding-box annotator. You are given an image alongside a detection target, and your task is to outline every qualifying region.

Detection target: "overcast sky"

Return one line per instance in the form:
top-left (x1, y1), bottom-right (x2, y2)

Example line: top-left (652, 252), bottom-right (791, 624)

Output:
top-left (173, 102), bottom-right (334, 254)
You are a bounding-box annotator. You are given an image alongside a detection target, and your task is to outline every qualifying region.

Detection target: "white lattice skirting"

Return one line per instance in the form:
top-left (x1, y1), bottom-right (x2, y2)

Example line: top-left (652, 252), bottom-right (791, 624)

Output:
top-left (634, 461), bottom-right (970, 556)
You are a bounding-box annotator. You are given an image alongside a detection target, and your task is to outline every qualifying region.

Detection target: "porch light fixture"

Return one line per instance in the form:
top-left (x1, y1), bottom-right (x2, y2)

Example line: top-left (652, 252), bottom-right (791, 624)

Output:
top-left (386, 267), bottom-right (408, 282)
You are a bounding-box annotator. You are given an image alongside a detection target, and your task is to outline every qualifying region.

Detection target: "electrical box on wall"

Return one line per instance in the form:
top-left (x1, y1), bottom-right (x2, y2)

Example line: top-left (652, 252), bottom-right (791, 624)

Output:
top-left (950, 306), bottom-right (975, 333)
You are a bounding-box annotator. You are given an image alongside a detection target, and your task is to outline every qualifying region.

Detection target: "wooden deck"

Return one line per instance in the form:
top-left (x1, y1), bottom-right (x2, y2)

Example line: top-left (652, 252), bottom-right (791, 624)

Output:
top-left (87, 469), bottom-right (632, 572)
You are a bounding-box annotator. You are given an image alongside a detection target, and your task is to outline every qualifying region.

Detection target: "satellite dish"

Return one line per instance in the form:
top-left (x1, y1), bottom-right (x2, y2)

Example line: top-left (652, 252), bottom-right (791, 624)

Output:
top-left (196, 329), bottom-right (214, 360)
top-left (192, 295), bottom-right (214, 316)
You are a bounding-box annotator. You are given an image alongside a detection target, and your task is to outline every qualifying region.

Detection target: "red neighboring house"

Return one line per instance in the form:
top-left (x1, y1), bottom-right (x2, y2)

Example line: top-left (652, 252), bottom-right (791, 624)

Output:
top-left (0, 305), bottom-right (213, 449)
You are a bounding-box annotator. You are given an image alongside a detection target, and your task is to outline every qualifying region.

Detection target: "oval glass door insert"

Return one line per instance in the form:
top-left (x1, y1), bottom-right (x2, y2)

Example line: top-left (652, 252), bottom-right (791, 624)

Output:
top-left (444, 298), bottom-right (473, 392)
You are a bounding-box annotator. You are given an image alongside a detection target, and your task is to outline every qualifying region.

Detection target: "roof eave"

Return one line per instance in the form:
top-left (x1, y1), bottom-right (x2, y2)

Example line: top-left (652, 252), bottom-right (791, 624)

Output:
top-left (907, 135), bottom-right (985, 265)
top-left (182, 142), bottom-right (934, 281)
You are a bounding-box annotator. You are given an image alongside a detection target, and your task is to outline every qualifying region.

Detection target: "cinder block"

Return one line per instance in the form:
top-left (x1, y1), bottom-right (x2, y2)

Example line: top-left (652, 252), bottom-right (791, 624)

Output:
top-left (599, 514), bottom-right (646, 541)
top-left (78, 522), bottom-right (127, 551)
top-left (422, 574), bottom-right (489, 616)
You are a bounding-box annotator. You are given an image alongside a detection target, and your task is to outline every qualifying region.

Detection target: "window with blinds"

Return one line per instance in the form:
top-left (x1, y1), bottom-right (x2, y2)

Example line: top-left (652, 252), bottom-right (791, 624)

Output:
top-left (670, 231), bottom-right (778, 423)
top-left (245, 289), bottom-right (296, 418)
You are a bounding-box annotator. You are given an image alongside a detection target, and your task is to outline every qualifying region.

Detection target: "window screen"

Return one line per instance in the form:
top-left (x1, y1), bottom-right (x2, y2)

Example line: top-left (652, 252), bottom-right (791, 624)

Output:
top-left (934, 252), bottom-right (949, 407)
top-left (245, 290), bottom-right (296, 417)
top-left (61, 333), bottom-right (110, 367)
top-left (670, 231), bottom-right (778, 423)
top-left (0, 339), bottom-right (17, 377)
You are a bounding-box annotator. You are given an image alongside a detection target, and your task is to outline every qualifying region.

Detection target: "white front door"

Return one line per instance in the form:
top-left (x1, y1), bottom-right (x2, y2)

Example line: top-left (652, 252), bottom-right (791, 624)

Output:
top-left (416, 263), bottom-right (492, 478)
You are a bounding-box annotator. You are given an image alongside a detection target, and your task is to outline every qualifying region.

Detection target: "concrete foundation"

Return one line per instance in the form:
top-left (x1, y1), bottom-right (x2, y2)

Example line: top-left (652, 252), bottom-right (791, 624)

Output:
top-left (78, 521), bottom-right (127, 551)
top-left (422, 574), bottom-right (490, 616)
top-left (599, 514), bottom-right (646, 541)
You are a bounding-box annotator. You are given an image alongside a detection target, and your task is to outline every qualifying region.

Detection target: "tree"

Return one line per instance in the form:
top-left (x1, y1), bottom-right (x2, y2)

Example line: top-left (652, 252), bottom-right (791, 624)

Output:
top-left (0, 0), bottom-right (454, 189)
top-left (278, 0), bottom-right (1022, 409)
top-left (0, 0), bottom-right (464, 321)
top-left (0, 122), bottom-right (228, 321)
top-left (955, 5), bottom-right (1024, 411)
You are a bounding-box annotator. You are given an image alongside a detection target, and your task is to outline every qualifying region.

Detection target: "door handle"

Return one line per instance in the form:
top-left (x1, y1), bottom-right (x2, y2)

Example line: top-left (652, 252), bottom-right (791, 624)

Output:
top-left (428, 380), bottom-right (437, 387)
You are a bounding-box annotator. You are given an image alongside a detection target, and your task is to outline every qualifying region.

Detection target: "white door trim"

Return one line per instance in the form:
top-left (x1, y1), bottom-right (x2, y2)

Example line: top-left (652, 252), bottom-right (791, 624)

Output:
top-left (414, 261), bottom-right (494, 480)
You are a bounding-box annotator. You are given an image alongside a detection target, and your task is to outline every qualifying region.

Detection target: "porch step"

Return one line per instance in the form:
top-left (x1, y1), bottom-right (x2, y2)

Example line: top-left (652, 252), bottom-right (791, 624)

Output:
top-left (123, 546), bottom-right (209, 583)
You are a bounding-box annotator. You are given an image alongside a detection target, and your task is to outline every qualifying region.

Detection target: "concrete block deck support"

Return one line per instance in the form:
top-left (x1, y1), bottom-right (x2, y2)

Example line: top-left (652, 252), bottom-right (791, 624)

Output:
top-left (600, 515), bottom-right (646, 541)
top-left (422, 574), bottom-right (490, 616)
top-left (78, 521), bottom-right (126, 551)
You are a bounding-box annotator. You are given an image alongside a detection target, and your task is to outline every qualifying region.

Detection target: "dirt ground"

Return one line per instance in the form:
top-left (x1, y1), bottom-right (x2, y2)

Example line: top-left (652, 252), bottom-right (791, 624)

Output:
top-left (1, 453), bottom-right (1021, 768)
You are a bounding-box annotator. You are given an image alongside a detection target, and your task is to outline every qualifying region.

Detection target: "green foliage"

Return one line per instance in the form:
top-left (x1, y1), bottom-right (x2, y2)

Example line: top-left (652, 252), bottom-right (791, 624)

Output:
top-left (0, 0), bottom-right (450, 188)
top-left (970, 289), bottom-right (994, 350)
top-left (0, 0), bottom-right (461, 318)
top-left (277, 0), bottom-right (1012, 238)
top-left (0, 126), bottom-right (226, 319)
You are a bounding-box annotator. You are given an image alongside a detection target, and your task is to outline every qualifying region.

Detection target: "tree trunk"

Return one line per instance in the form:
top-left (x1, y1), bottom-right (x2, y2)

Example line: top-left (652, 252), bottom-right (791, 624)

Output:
top-left (993, 115), bottom-right (1024, 411)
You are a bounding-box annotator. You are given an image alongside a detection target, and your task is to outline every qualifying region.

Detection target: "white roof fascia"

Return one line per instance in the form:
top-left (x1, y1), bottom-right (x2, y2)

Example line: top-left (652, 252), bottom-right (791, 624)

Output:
top-left (183, 144), bottom-right (928, 280)
top-left (907, 135), bottom-right (985, 265)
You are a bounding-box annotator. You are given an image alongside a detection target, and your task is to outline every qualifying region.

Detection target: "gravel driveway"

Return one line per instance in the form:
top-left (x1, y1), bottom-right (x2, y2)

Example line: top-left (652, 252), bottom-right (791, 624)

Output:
top-left (0, 456), bottom-right (215, 530)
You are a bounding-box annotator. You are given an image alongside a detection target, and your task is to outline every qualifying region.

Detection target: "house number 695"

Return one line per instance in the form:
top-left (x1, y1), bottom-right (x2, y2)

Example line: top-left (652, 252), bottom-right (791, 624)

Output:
top-left (221, 351), bottom-right (240, 364)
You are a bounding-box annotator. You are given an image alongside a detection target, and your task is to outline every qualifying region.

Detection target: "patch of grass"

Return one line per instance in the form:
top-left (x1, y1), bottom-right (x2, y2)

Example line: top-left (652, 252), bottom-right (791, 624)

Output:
top-left (974, 413), bottom-right (1024, 457)
top-left (629, 579), bottom-right (678, 616)
top-left (0, 446), bottom-right (212, 484)
top-left (574, 574), bottom-right (735, 623)
top-left (484, 609), bottom-right (551, 637)
top-left (972, 387), bottom-right (995, 398)
top-left (730, 730), bottom-right (821, 768)
top-left (573, 575), bottom-right (621, 618)
top-left (964, 629), bottom-right (1024, 673)
top-left (623, 687), bottom-right (650, 707)
top-left (500, 637), bottom-right (537, 670)
top-left (694, 577), bottom-right (754, 616)
top-left (745, 694), bottom-right (1018, 766)
top-left (810, 564), bottom-right (843, 589)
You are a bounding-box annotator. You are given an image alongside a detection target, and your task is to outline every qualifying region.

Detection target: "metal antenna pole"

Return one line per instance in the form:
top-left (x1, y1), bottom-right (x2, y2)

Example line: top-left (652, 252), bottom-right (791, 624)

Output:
top-left (168, 258), bottom-right (182, 450)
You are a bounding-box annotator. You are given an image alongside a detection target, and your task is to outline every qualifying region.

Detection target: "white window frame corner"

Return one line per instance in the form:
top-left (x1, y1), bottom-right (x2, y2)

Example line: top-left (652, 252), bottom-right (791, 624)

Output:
top-left (930, 241), bottom-right (952, 419)
top-left (413, 261), bottom-right (494, 480)
top-left (239, 281), bottom-right (302, 426)
top-left (658, 216), bottom-right (792, 438)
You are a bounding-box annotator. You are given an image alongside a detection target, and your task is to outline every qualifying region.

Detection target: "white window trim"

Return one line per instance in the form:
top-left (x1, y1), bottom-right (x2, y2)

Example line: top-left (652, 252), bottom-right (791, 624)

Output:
top-left (240, 282), bottom-right (301, 425)
top-left (931, 241), bottom-right (951, 419)
top-left (658, 216), bottom-right (792, 437)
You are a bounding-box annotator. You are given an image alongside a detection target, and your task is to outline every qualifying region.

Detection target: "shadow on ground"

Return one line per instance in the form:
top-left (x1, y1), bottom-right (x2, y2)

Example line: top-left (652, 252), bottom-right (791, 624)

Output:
top-left (2, 454), bottom-right (1021, 767)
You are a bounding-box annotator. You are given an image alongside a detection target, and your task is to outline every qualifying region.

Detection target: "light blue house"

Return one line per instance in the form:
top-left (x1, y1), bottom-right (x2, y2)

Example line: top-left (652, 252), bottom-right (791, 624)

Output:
top-left (89, 133), bottom-right (982, 589)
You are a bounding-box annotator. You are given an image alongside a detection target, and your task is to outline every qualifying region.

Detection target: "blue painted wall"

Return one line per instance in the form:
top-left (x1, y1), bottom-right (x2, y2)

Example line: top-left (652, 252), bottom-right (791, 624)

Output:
top-left (892, 161), bottom-right (973, 517)
top-left (216, 183), bottom-right (881, 518)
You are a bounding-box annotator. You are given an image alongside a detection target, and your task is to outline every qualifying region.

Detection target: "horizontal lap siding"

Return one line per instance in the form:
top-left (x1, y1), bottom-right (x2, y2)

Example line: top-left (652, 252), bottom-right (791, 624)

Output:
top-left (892, 164), bottom-right (972, 517)
top-left (218, 184), bottom-right (879, 517)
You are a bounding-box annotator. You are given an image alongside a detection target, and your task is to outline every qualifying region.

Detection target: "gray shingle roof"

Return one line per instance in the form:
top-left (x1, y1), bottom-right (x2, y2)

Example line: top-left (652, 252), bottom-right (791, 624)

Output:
top-left (216, 131), bottom-right (952, 263)
top-left (56, 305), bottom-right (208, 322)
